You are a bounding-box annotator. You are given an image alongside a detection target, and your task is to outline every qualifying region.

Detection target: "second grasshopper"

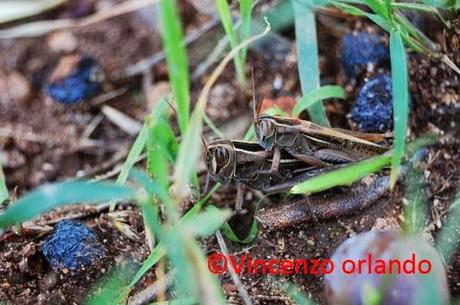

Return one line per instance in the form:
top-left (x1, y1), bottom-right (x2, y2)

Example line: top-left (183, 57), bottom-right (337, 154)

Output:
top-left (253, 100), bottom-right (392, 172)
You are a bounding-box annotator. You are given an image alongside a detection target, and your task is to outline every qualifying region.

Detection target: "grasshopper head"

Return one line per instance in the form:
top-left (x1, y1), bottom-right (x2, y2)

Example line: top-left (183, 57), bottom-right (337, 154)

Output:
top-left (205, 140), bottom-right (235, 184)
top-left (255, 115), bottom-right (277, 150)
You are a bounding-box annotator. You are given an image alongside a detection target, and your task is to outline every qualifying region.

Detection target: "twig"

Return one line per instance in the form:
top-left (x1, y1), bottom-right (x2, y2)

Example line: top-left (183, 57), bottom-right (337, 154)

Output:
top-left (0, 126), bottom-right (50, 144)
top-left (191, 32), bottom-right (230, 81)
top-left (80, 114), bottom-right (104, 141)
top-left (101, 105), bottom-right (142, 136)
top-left (0, 0), bottom-right (160, 39)
top-left (127, 271), bottom-right (175, 305)
top-left (122, 16), bottom-right (220, 77)
top-left (215, 230), bottom-right (253, 305)
top-left (78, 146), bottom-right (132, 179)
top-left (90, 87), bottom-right (129, 107)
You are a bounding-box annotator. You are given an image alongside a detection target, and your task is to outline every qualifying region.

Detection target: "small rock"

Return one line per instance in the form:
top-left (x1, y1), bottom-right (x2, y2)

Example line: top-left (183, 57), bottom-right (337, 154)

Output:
top-left (351, 74), bottom-right (393, 132)
top-left (0, 72), bottom-right (31, 104)
top-left (42, 220), bottom-right (106, 270)
top-left (1, 282), bottom-right (11, 290)
top-left (44, 55), bottom-right (104, 104)
top-left (47, 31), bottom-right (78, 53)
top-left (341, 31), bottom-right (388, 79)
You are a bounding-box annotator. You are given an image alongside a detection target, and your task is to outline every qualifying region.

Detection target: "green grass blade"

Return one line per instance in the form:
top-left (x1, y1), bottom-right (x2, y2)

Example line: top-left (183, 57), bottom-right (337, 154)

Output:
top-left (109, 125), bottom-right (147, 211)
top-left (402, 166), bottom-right (427, 234)
top-left (392, 2), bottom-right (450, 29)
top-left (85, 261), bottom-right (136, 305)
top-left (127, 184), bottom-right (220, 289)
top-left (419, 0), bottom-right (454, 9)
top-left (290, 133), bottom-right (434, 195)
top-left (290, 154), bottom-right (392, 194)
top-left (292, 0), bottom-right (329, 126)
top-left (221, 218), bottom-right (258, 244)
top-left (280, 283), bottom-right (315, 305)
top-left (0, 181), bottom-right (135, 229)
top-left (116, 125), bottom-right (148, 187)
top-left (182, 206), bottom-right (231, 236)
top-left (130, 169), bottom-right (166, 238)
top-left (383, 0), bottom-right (393, 23)
top-left (216, 0), bottom-right (247, 89)
top-left (0, 164), bottom-right (8, 204)
top-left (293, 85), bottom-right (346, 117)
top-left (128, 241), bottom-right (167, 288)
top-left (363, 0), bottom-right (389, 20)
top-left (146, 111), bottom-right (180, 222)
top-left (109, 99), bottom-right (170, 210)
top-left (437, 193), bottom-right (460, 263)
top-left (159, 0), bottom-right (190, 134)
top-left (0, 0), bottom-right (66, 24)
top-left (165, 232), bottom-right (225, 304)
top-left (172, 19), bottom-right (270, 203)
top-left (147, 116), bottom-right (175, 195)
top-left (331, 2), bottom-right (393, 31)
top-left (240, 0), bottom-right (253, 63)
top-left (389, 31), bottom-right (409, 188)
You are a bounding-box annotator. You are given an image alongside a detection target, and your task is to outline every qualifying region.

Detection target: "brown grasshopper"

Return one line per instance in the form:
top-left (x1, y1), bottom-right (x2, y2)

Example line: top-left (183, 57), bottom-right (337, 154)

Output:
top-left (253, 103), bottom-right (392, 172)
top-left (204, 138), bottom-right (336, 211)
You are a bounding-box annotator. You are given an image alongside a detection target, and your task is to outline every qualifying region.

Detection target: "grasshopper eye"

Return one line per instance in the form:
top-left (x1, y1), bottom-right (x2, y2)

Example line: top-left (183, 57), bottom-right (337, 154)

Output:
top-left (214, 147), bottom-right (230, 168)
top-left (256, 118), bottom-right (276, 150)
top-left (206, 147), bottom-right (230, 175)
top-left (205, 146), bottom-right (233, 184)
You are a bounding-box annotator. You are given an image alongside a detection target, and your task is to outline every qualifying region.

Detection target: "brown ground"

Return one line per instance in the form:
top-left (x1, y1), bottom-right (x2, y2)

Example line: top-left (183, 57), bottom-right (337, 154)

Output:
top-left (0, 1), bottom-right (459, 305)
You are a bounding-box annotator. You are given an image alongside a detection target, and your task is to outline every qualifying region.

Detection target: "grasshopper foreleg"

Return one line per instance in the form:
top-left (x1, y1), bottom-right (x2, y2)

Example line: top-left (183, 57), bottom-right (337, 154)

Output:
top-left (270, 147), bottom-right (281, 172)
top-left (235, 182), bottom-right (244, 213)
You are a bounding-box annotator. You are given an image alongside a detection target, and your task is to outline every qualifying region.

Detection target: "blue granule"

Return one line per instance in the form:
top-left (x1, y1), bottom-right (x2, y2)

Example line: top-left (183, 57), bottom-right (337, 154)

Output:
top-left (341, 32), bottom-right (388, 79)
top-left (351, 74), bottom-right (393, 132)
top-left (42, 220), bottom-right (106, 270)
top-left (46, 56), bottom-right (103, 104)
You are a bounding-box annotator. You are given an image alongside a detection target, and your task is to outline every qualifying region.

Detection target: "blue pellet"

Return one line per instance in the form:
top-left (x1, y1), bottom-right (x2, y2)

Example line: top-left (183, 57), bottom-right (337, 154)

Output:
top-left (42, 220), bottom-right (106, 270)
top-left (341, 32), bottom-right (388, 79)
top-left (351, 74), bottom-right (393, 132)
top-left (46, 57), bottom-right (103, 104)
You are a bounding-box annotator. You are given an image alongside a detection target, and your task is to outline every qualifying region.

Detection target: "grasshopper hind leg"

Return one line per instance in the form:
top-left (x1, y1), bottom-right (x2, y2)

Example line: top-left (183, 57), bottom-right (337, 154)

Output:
top-left (289, 152), bottom-right (332, 167)
top-left (313, 149), bottom-right (358, 164)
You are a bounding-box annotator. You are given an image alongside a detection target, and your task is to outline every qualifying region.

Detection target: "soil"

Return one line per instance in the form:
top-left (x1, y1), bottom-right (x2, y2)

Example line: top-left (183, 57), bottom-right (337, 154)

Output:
top-left (0, 1), bottom-right (459, 305)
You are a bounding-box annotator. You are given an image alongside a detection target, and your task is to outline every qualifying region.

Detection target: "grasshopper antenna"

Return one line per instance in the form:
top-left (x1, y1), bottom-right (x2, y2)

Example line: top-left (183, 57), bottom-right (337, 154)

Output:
top-left (201, 136), bottom-right (208, 150)
top-left (251, 68), bottom-right (262, 121)
top-left (164, 98), bottom-right (177, 115)
top-left (201, 136), bottom-right (212, 194)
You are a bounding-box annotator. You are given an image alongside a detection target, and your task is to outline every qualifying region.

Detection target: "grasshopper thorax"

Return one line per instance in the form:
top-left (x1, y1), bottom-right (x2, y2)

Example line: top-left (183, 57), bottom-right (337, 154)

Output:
top-left (205, 140), bottom-right (236, 184)
top-left (255, 114), bottom-right (277, 150)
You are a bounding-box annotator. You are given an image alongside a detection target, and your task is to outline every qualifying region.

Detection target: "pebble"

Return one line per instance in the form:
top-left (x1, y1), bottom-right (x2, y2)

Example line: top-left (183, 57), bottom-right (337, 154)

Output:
top-left (341, 31), bottom-right (388, 79)
top-left (42, 220), bottom-right (106, 270)
top-left (0, 72), bottom-right (31, 104)
top-left (47, 31), bottom-right (78, 53)
top-left (45, 55), bottom-right (104, 104)
top-left (351, 73), bottom-right (394, 132)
